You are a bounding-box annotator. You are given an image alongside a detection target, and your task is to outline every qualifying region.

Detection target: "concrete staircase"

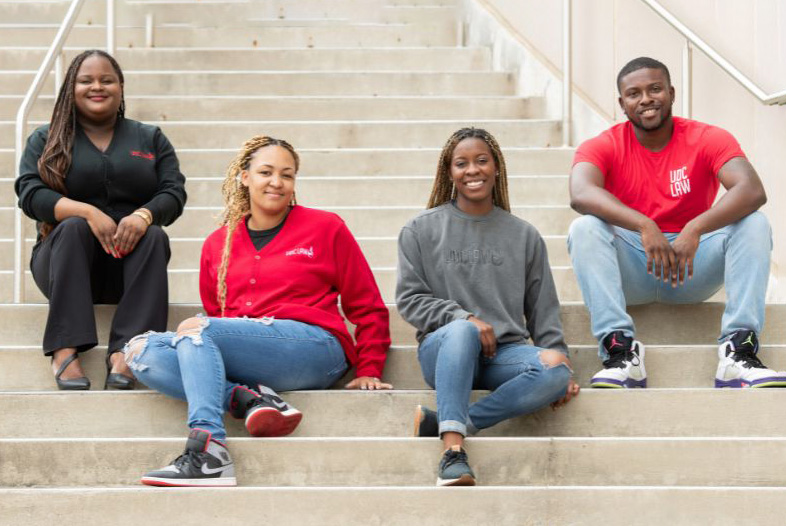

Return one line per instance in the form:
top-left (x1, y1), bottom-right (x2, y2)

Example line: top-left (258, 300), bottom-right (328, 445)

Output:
top-left (1, 1), bottom-right (785, 524)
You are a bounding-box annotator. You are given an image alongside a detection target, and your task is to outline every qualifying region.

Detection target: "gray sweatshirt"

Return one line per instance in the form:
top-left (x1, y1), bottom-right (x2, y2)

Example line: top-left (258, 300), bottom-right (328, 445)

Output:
top-left (395, 202), bottom-right (567, 353)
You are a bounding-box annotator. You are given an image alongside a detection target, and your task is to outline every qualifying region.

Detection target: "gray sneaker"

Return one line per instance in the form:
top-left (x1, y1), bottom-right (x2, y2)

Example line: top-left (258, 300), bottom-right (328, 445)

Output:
top-left (437, 445), bottom-right (476, 486)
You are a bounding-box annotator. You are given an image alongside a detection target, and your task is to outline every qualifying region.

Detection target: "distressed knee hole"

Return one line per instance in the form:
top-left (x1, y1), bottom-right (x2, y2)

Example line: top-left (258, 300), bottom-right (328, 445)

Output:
top-left (173, 316), bottom-right (209, 346)
top-left (539, 349), bottom-right (573, 372)
top-left (123, 333), bottom-right (151, 372)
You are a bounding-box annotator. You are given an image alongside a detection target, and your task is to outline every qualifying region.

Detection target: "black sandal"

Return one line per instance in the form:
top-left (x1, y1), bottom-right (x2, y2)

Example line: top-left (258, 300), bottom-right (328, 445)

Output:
top-left (52, 353), bottom-right (91, 391)
top-left (105, 351), bottom-right (135, 390)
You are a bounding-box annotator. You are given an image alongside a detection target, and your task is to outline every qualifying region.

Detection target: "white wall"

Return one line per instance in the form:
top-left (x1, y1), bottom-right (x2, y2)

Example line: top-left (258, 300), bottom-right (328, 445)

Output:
top-left (473, 0), bottom-right (786, 300)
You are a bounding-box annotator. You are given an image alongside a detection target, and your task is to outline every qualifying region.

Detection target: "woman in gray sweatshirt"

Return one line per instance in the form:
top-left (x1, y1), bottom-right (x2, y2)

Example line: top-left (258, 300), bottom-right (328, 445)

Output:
top-left (396, 128), bottom-right (579, 486)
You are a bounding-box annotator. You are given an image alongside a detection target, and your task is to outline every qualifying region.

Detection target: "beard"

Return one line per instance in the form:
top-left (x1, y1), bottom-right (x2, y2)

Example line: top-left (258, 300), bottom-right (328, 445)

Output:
top-left (628, 103), bottom-right (673, 132)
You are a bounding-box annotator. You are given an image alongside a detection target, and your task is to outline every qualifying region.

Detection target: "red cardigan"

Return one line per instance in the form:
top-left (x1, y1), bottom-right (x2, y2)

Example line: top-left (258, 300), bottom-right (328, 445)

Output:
top-left (199, 206), bottom-right (390, 378)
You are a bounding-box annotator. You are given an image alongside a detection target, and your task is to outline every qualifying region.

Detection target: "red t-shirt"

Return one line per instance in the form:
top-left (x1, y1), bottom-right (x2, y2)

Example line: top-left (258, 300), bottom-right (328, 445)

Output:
top-left (199, 206), bottom-right (391, 378)
top-left (573, 117), bottom-right (746, 232)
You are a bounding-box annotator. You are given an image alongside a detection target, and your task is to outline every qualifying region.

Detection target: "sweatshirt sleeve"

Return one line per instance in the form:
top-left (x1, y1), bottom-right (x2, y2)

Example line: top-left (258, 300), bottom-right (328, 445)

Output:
top-left (523, 234), bottom-right (568, 354)
top-left (332, 222), bottom-right (390, 379)
top-left (140, 127), bottom-right (187, 226)
top-left (15, 127), bottom-right (63, 223)
top-left (395, 224), bottom-right (471, 333)
top-left (199, 231), bottom-right (222, 317)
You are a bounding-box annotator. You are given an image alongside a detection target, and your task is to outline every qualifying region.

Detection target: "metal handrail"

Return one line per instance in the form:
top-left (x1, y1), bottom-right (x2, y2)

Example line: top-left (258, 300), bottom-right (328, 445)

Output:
top-left (640, 0), bottom-right (786, 108)
top-left (13, 0), bottom-right (116, 303)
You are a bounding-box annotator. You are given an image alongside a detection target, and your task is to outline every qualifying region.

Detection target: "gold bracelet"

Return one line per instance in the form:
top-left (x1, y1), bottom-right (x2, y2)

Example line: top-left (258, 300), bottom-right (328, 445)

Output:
top-left (132, 210), bottom-right (152, 226)
top-left (138, 208), bottom-right (153, 223)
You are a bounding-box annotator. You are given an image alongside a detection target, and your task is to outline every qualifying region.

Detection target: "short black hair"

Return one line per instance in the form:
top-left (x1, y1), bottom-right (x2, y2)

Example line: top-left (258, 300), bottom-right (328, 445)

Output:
top-left (616, 57), bottom-right (671, 93)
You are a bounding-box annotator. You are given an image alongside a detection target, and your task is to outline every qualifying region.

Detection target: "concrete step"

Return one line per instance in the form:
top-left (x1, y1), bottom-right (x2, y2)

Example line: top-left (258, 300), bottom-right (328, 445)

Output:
top-left (3, 436), bottom-right (786, 487)
top-left (4, 486), bottom-right (783, 525)
top-left (0, 70), bottom-right (514, 96)
top-left (7, 264), bottom-right (580, 304)
top-left (0, 302), bottom-right (782, 348)
top-left (3, 146), bottom-right (573, 178)
top-left (0, 95), bottom-right (545, 121)
top-left (0, 0), bottom-right (428, 26)
top-left (0, 119), bottom-right (562, 149)
top-left (2, 389), bottom-right (786, 438)
top-left (0, 235), bottom-right (572, 270)
top-left (0, 0), bottom-right (401, 26)
top-left (0, 175), bottom-right (568, 207)
top-left (0, 22), bottom-right (458, 48)
top-left (6, 204), bottom-right (577, 239)
top-left (0, 47), bottom-right (491, 71)
top-left (381, 5), bottom-right (457, 24)
top-left (3, 344), bottom-right (785, 391)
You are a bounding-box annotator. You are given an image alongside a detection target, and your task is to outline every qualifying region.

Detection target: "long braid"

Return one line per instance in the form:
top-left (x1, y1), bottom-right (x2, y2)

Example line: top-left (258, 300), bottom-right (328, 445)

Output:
top-left (426, 127), bottom-right (511, 212)
top-left (216, 135), bottom-right (299, 315)
top-left (37, 49), bottom-right (125, 238)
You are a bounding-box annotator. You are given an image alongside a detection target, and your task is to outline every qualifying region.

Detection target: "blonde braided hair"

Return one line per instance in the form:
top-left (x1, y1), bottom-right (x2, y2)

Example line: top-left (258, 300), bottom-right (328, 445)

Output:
top-left (426, 127), bottom-right (510, 212)
top-left (216, 135), bottom-right (299, 315)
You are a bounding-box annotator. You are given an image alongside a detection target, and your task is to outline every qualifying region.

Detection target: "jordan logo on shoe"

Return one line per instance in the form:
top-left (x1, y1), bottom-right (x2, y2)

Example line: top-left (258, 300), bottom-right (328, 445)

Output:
top-left (608, 335), bottom-right (624, 349)
top-left (742, 333), bottom-right (755, 347)
top-left (201, 463), bottom-right (232, 476)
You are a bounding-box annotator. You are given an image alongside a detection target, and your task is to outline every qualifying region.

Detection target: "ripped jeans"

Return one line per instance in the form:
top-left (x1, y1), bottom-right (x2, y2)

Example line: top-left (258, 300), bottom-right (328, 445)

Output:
top-left (418, 320), bottom-right (571, 437)
top-left (124, 316), bottom-right (348, 442)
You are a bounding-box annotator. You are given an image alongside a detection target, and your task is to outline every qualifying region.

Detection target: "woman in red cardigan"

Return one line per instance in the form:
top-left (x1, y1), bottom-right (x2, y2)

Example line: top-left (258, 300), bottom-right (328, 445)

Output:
top-left (125, 136), bottom-right (391, 487)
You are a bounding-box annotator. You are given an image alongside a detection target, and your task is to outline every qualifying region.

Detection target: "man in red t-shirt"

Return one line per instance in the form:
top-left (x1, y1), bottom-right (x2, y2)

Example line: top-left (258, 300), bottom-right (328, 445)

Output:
top-left (568, 56), bottom-right (780, 389)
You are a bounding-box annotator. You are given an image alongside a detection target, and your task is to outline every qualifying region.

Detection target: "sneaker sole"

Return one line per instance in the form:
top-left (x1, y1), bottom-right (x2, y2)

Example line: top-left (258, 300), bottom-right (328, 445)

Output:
top-left (715, 378), bottom-right (786, 388)
top-left (437, 474), bottom-right (476, 487)
top-left (590, 378), bottom-right (647, 388)
top-left (140, 476), bottom-right (237, 487)
top-left (246, 407), bottom-right (303, 437)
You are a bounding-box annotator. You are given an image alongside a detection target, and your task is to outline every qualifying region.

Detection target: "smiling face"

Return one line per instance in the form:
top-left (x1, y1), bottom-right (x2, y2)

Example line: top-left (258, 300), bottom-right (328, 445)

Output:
top-left (241, 144), bottom-right (297, 225)
top-left (618, 67), bottom-right (675, 132)
top-left (450, 137), bottom-right (497, 214)
top-left (73, 54), bottom-right (123, 125)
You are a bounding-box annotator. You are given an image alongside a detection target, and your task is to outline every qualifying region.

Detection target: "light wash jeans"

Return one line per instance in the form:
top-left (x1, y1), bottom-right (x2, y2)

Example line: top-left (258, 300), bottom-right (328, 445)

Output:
top-left (124, 317), bottom-right (348, 442)
top-left (567, 212), bottom-right (772, 358)
top-left (418, 319), bottom-right (571, 437)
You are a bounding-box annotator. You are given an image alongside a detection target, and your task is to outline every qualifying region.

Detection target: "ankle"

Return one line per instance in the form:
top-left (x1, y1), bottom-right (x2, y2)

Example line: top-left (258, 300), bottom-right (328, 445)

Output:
top-left (51, 348), bottom-right (77, 366)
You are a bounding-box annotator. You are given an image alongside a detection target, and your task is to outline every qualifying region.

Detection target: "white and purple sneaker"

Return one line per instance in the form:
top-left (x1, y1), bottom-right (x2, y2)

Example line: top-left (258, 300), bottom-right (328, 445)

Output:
top-left (591, 331), bottom-right (647, 388)
top-left (715, 331), bottom-right (786, 388)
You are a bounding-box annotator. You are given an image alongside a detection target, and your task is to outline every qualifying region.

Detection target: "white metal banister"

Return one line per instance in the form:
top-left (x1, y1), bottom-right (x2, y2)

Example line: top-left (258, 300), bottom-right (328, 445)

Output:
top-left (640, 0), bottom-right (786, 108)
top-left (13, 0), bottom-right (116, 303)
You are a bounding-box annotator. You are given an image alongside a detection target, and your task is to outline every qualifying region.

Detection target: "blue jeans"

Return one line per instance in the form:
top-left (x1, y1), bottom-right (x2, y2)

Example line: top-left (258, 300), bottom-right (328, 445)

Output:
top-left (124, 317), bottom-right (348, 442)
top-left (418, 320), bottom-right (571, 437)
top-left (568, 212), bottom-right (772, 358)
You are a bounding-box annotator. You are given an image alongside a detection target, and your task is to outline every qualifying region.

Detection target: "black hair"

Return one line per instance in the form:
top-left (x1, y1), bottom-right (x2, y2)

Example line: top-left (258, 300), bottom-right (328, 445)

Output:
top-left (616, 57), bottom-right (671, 93)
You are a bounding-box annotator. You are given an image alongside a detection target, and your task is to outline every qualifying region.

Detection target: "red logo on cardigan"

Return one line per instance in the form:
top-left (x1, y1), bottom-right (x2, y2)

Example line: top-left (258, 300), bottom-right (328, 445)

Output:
top-left (131, 150), bottom-right (155, 161)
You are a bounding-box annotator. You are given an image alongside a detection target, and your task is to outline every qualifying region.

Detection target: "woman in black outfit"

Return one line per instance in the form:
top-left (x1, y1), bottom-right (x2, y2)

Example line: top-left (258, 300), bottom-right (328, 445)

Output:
top-left (15, 49), bottom-right (187, 390)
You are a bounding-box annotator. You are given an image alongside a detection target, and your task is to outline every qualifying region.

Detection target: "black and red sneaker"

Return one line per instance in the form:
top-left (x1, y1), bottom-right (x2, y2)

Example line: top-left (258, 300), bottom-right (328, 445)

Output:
top-left (141, 428), bottom-right (236, 487)
top-left (229, 384), bottom-right (303, 437)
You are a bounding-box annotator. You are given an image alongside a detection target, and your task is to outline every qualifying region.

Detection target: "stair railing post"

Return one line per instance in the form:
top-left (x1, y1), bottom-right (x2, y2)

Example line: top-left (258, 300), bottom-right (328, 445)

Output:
top-left (682, 40), bottom-right (692, 119)
top-left (562, 0), bottom-right (572, 147)
top-left (107, 0), bottom-right (115, 55)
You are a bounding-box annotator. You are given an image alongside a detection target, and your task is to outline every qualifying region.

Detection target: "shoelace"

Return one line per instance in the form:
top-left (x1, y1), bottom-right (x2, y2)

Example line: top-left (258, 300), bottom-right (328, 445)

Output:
top-left (733, 349), bottom-right (766, 369)
top-left (603, 347), bottom-right (633, 368)
top-left (171, 449), bottom-right (202, 470)
top-left (442, 449), bottom-right (469, 469)
top-left (248, 393), bottom-right (288, 411)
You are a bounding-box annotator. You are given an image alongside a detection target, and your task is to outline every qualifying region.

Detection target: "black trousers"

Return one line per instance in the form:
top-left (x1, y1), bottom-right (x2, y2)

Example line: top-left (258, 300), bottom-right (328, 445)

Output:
top-left (31, 217), bottom-right (170, 356)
